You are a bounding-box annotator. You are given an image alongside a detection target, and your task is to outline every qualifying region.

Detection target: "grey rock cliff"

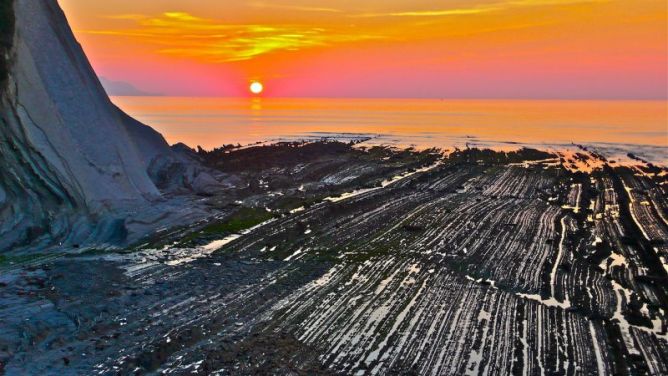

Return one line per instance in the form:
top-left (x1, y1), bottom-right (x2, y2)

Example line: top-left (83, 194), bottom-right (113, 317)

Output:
top-left (0, 0), bottom-right (196, 251)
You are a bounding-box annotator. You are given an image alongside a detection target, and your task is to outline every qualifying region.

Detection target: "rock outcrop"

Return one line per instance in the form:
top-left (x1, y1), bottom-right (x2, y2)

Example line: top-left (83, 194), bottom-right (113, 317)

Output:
top-left (0, 0), bottom-right (191, 251)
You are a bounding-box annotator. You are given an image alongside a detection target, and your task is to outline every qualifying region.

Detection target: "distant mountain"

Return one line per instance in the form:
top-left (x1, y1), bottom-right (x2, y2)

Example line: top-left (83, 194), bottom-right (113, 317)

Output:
top-left (99, 76), bottom-right (160, 96)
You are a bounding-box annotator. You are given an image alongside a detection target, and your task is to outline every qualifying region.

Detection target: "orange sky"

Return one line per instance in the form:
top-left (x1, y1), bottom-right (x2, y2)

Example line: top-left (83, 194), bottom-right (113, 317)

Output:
top-left (58, 0), bottom-right (668, 98)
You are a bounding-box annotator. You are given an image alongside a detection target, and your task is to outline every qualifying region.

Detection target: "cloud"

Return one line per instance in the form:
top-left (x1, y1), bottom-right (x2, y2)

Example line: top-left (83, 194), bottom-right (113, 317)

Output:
top-left (507, 0), bottom-right (610, 5)
top-left (354, 7), bottom-right (499, 18)
top-left (351, 0), bottom-right (609, 18)
top-left (104, 14), bottom-right (148, 21)
top-left (83, 0), bottom-right (613, 63)
top-left (249, 2), bottom-right (343, 13)
top-left (82, 12), bottom-right (381, 62)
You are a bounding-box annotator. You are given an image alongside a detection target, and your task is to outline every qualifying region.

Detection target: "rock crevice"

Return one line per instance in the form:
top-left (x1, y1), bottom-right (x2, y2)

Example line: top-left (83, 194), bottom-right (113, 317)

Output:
top-left (0, 0), bottom-right (190, 251)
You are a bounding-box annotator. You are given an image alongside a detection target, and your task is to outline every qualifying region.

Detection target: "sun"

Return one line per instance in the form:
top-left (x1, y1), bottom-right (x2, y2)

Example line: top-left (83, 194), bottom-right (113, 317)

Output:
top-left (249, 81), bottom-right (264, 95)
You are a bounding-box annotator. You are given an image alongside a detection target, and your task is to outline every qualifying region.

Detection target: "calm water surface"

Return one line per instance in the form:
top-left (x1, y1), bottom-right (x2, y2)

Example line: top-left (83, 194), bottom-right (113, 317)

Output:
top-left (112, 97), bottom-right (667, 161)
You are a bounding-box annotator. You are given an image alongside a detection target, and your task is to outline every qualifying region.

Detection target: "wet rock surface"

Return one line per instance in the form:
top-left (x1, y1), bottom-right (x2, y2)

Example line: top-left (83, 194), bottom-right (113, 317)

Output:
top-left (1, 145), bottom-right (666, 375)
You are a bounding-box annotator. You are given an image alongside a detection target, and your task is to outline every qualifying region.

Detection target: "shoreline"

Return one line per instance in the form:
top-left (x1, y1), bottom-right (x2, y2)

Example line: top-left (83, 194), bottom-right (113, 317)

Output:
top-left (2, 140), bottom-right (665, 260)
top-left (2, 141), bottom-right (667, 374)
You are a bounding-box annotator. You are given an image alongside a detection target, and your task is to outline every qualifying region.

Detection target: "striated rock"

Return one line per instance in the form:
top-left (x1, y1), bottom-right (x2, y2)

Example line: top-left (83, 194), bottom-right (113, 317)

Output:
top-left (0, 0), bottom-right (204, 251)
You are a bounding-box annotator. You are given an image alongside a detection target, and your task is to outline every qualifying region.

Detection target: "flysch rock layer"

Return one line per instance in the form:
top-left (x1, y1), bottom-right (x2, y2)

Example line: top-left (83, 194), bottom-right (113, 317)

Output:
top-left (0, 0), bottom-right (205, 252)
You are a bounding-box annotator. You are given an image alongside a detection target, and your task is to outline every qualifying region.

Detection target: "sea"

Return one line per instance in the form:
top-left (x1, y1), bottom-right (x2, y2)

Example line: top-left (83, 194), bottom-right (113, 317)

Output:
top-left (111, 97), bottom-right (668, 164)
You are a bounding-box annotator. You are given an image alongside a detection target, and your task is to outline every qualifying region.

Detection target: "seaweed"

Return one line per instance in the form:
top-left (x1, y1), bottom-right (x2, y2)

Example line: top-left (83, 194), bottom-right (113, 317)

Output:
top-left (178, 207), bottom-right (275, 247)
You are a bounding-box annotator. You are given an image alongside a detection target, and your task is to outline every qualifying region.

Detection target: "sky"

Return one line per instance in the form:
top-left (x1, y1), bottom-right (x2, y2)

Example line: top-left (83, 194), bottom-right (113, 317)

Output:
top-left (58, 0), bottom-right (668, 99)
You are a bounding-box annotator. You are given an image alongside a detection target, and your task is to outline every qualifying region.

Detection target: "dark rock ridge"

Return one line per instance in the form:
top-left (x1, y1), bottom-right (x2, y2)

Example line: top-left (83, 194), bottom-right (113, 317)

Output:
top-left (0, 0), bottom-right (201, 252)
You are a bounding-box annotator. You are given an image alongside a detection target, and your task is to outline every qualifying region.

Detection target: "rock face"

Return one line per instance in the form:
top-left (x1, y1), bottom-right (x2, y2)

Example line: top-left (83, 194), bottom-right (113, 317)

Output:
top-left (0, 0), bottom-right (180, 251)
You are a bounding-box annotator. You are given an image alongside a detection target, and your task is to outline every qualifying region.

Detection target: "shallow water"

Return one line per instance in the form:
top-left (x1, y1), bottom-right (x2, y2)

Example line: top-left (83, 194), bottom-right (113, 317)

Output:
top-left (112, 97), bottom-right (667, 162)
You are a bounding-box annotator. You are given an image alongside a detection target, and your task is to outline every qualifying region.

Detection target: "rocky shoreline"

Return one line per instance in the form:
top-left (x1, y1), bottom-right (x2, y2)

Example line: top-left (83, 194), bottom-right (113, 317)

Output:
top-left (1, 1), bottom-right (666, 374)
top-left (1, 142), bottom-right (666, 375)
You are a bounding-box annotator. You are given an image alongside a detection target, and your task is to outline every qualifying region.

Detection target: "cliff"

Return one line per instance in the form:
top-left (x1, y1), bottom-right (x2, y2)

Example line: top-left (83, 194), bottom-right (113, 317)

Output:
top-left (0, 0), bottom-right (191, 252)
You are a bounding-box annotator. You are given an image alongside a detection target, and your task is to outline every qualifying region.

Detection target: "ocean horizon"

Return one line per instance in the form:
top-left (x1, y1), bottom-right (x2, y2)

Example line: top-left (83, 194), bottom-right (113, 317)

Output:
top-left (112, 96), bottom-right (668, 163)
